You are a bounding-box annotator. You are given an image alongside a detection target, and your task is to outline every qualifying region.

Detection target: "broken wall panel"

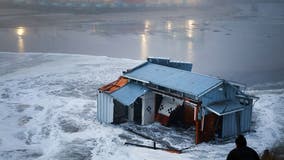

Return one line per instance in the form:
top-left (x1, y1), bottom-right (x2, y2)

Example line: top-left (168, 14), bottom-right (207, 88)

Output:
top-left (183, 105), bottom-right (195, 127)
top-left (156, 113), bottom-right (170, 126)
top-left (158, 96), bottom-right (183, 117)
top-left (201, 113), bottom-right (218, 142)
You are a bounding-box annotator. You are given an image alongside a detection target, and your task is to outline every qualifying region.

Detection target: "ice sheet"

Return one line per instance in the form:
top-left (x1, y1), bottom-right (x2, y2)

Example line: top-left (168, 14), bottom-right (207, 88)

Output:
top-left (0, 52), bottom-right (283, 160)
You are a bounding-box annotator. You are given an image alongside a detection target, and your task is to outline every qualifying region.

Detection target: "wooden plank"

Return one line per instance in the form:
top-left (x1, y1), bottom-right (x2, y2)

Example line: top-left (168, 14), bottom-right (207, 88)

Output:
top-left (195, 105), bottom-right (199, 144)
top-left (125, 142), bottom-right (182, 154)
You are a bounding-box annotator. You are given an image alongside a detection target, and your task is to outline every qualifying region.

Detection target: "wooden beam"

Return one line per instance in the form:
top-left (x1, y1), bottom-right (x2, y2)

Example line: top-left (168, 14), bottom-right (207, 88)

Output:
top-left (195, 103), bottom-right (202, 144)
top-left (195, 105), bottom-right (199, 144)
top-left (125, 142), bottom-right (182, 154)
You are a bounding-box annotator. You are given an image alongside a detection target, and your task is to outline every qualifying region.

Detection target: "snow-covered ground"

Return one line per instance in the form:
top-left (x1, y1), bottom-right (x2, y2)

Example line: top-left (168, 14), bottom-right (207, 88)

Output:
top-left (0, 52), bottom-right (283, 160)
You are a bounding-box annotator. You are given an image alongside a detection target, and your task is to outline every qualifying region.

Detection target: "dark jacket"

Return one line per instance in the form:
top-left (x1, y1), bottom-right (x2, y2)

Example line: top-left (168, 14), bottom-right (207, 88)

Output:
top-left (227, 146), bottom-right (260, 160)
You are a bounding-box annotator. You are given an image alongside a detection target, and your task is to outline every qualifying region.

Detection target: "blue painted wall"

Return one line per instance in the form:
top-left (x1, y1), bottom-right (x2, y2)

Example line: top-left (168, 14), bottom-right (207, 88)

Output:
top-left (201, 83), bottom-right (253, 138)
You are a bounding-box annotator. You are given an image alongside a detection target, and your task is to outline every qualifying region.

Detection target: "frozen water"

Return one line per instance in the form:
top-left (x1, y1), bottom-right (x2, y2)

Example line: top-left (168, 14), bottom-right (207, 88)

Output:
top-left (1, 2), bottom-right (284, 86)
top-left (0, 52), bottom-right (283, 160)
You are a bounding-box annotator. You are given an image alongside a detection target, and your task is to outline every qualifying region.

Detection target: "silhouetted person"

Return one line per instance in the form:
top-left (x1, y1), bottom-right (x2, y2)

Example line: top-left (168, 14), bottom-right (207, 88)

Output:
top-left (227, 135), bottom-right (260, 160)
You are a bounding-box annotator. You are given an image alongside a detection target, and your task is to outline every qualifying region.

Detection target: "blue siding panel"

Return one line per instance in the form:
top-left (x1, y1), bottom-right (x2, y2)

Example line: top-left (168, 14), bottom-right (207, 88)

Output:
top-left (240, 106), bottom-right (252, 132)
top-left (201, 85), bottom-right (226, 106)
top-left (207, 100), bottom-right (245, 116)
top-left (97, 92), bottom-right (114, 123)
top-left (225, 84), bottom-right (238, 100)
top-left (222, 105), bottom-right (252, 138)
top-left (222, 113), bottom-right (237, 138)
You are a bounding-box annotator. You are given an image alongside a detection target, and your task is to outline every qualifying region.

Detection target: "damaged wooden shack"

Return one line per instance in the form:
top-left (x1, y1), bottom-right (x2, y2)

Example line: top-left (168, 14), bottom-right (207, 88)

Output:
top-left (97, 58), bottom-right (255, 144)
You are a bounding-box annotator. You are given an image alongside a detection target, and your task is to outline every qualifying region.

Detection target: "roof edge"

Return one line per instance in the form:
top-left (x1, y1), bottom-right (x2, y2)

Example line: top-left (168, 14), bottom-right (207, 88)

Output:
top-left (147, 57), bottom-right (192, 71)
top-left (122, 75), bottom-right (150, 84)
top-left (206, 106), bottom-right (245, 116)
top-left (197, 81), bottom-right (223, 98)
top-left (123, 61), bottom-right (148, 74)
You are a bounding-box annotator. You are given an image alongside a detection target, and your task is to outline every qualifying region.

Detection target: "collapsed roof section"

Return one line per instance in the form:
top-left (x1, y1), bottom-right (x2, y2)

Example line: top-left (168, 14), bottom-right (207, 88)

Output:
top-left (206, 100), bottom-right (246, 116)
top-left (98, 76), bottom-right (128, 94)
top-left (110, 82), bottom-right (149, 106)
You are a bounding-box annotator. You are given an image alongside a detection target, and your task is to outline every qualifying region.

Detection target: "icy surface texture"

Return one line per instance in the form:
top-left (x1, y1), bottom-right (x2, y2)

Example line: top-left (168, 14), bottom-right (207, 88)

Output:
top-left (0, 52), bottom-right (283, 160)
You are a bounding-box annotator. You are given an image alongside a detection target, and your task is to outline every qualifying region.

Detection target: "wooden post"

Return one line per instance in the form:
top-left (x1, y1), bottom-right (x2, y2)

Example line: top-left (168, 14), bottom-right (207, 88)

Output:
top-left (195, 102), bottom-right (203, 144)
top-left (201, 115), bottom-right (205, 132)
top-left (195, 105), bottom-right (200, 144)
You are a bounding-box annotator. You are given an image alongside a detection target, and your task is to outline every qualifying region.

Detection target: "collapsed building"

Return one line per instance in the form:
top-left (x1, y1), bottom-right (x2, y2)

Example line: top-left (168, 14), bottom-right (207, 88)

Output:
top-left (97, 57), bottom-right (255, 144)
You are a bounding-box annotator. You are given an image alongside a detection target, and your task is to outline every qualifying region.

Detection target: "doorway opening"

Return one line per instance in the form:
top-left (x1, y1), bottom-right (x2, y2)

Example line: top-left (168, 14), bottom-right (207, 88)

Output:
top-left (134, 97), bottom-right (142, 125)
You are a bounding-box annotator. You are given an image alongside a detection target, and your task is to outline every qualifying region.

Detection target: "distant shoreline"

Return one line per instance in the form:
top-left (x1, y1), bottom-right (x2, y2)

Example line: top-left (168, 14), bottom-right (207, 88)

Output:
top-left (1, 1), bottom-right (283, 14)
top-left (0, 1), bottom-right (197, 14)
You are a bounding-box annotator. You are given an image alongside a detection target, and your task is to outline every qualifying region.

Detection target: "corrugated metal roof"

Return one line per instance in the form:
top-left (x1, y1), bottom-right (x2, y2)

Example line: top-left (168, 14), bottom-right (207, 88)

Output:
top-left (206, 100), bottom-right (245, 116)
top-left (110, 82), bottom-right (149, 106)
top-left (123, 63), bottom-right (222, 98)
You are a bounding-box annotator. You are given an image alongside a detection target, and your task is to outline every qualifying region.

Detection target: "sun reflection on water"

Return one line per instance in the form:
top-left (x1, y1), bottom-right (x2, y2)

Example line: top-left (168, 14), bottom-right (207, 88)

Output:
top-left (186, 19), bottom-right (195, 39)
top-left (15, 27), bottom-right (26, 53)
top-left (140, 20), bottom-right (151, 59)
top-left (16, 27), bottom-right (25, 36)
top-left (185, 20), bottom-right (195, 61)
top-left (166, 21), bottom-right (173, 32)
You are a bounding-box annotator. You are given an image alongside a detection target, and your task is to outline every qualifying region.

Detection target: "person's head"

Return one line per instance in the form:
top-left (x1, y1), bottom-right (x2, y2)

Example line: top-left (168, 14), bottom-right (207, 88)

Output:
top-left (235, 134), bottom-right (247, 148)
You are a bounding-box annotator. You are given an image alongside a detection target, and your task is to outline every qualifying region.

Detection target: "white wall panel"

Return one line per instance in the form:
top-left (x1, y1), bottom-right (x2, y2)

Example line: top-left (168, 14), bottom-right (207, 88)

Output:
top-left (142, 92), bottom-right (155, 125)
top-left (97, 92), bottom-right (114, 123)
